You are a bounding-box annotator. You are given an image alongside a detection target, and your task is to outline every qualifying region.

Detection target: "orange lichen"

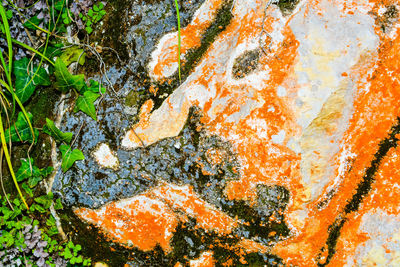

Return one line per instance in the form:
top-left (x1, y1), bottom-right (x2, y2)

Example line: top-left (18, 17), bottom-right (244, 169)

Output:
top-left (83, 0), bottom-right (400, 264)
top-left (189, 251), bottom-right (215, 267)
top-left (150, 0), bottom-right (224, 79)
top-left (149, 183), bottom-right (238, 234)
top-left (272, 13), bottom-right (400, 266)
top-left (74, 196), bottom-right (179, 252)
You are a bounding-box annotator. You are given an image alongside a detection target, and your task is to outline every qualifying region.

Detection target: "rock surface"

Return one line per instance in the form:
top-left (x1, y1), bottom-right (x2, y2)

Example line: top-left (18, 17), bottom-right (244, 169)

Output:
top-left (53, 0), bottom-right (400, 265)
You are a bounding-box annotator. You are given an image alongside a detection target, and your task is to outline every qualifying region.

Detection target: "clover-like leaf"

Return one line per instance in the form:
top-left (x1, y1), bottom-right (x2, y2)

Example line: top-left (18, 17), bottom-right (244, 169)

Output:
top-left (59, 145), bottom-right (84, 172)
top-left (75, 91), bottom-right (100, 120)
top-left (54, 58), bottom-right (85, 93)
top-left (85, 26), bottom-right (93, 34)
top-left (23, 15), bottom-right (42, 30)
top-left (5, 112), bottom-right (39, 143)
top-left (43, 118), bottom-right (73, 144)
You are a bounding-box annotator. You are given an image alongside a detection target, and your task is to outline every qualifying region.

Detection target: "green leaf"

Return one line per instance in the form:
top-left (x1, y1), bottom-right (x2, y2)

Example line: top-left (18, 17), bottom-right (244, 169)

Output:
top-left (34, 194), bottom-right (52, 209)
top-left (39, 166), bottom-right (54, 178)
top-left (16, 158), bottom-right (34, 182)
top-left (60, 47), bottom-right (86, 66)
top-left (99, 10), bottom-right (106, 16)
top-left (54, 0), bottom-right (64, 11)
top-left (75, 244), bottom-right (82, 252)
top-left (85, 26), bottom-right (93, 34)
top-left (43, 118), bottom-right (73, 144)
top-left (46, 215), bottom-right (56, 226)
top-left (28, 175), bottom-right (42, 188)
top-left (13, 58), bottom-right (36, 104)
top-left (99, 2), bottom-right (105, 9)
top-left (32, 66), bottom-right (51, 86)
top-left (12, 58), bottom-right (50, 104)
top-left (22, 183), bottom-right (33, 197)
top-left (32, 203), bottom-right (46, 213)
top-left (75, 91), bottom-right (100, 120)
top-left (82, 79), bottom-right (106, 94)
top-left (46, 225), bottom-right (59, 236)
top-left (54, 58), bottom-right (85, 93)
top-left (5, 112), bottom-right (39, 143)
top-left (88, 9), bottom-right (94, 17)
top-left (75, 256), bottom-right (83, 263)
top-left (93, 4), bottom-right (99, 11)
top-left (54, 198), bottom-right (63, 210)
top-left (13, 198), bottom-right (20, 207)
top-left (59, 145), bottom-right (84, 172)
top-left (23, 16), bottom-right (42, 30)
top-left (63, 247), bottom-right (73, 259)
top-left (5, 10), bottom-right (12, 20)
top-left (43, 44), bottom-right (64, 59)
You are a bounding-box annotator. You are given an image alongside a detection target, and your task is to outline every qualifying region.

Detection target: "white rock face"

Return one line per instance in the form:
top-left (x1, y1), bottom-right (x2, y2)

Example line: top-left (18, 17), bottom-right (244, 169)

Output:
top-left (92, 143), bottom-right (119, 169)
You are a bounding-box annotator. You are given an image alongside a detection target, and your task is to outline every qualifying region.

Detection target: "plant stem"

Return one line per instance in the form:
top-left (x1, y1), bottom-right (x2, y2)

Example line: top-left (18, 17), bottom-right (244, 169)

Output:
top-left (174, 0), bottom-right (182, 83)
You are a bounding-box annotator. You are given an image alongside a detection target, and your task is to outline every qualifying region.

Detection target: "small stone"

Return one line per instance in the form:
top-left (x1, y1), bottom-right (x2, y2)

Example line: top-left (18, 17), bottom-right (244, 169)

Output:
top-left (92, 143), bottom-right (119, 170)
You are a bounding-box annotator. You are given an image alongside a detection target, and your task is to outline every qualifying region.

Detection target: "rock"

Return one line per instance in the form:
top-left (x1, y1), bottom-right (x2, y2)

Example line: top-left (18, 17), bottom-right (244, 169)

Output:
top-left (54, 0), bottom-right (400, 265)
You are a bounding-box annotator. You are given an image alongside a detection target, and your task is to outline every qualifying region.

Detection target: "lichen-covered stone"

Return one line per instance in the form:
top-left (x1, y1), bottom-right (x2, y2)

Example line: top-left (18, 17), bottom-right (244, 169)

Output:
top-left (53, 0), bottom-right (400, 265)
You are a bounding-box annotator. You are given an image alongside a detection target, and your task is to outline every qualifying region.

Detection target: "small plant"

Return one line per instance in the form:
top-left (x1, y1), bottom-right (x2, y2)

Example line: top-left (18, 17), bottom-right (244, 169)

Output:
top-left (61, 9), bottom-right (73, 25)
top-left (0, 0), bottom-right (106, 264)
top-left (79, 2), bottom-right (106, 34)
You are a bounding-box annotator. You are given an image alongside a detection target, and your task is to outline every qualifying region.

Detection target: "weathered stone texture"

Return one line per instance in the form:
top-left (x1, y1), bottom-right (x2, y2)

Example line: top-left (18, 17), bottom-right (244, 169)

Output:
top-left (55, 0), bottom-right (400, 265)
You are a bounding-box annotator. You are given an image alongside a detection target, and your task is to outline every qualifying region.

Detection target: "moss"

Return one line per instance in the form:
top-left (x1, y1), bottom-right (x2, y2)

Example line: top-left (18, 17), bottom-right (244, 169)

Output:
top-left (93, 0), bottom-right (131, 66)
top-left (59, 209), bottom-right (132, 266)
top-left (125, 90), bottom-right (141, 107)
top-left (376, 5), bottom-right (399, 33)
top-left (232, 50), bottom-right (261, 79)
top-left (275, 0), bottom-right (300, 16)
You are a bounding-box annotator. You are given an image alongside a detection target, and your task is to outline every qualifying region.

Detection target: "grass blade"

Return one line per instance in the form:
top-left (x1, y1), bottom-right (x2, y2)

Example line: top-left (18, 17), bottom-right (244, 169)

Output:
top-left (174, 0), bottom-right (182, 82)
top-left (0, 112), bottom-right (29, 209)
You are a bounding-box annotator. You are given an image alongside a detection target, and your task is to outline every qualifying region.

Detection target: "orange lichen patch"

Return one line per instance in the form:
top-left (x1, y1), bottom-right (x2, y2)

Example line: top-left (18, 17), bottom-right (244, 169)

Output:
top-left (207, 26), bottom-right (307, 225)
top-left (205, 147), bottom-right (226, 165)
top-left (149, 183), bottom-right (237, 234)
top-left (138, 99), bottom-right (154, 122)
top-left (236, 239), bottom-right (270, 254)
top-left (122, 97), bottom-right (191, 149)
top-left (189, 251), bottom-right (215, 267)
top-left (115, 0), bottom-right (400, 264)
top-left (149, 0), bottom-right (224, 79)
top-left (329, 145), bottom-right (400, 266)
top-left (74, 195), bottom-right (179, 253)
top-left (272, 22), bottom-right (400, 267)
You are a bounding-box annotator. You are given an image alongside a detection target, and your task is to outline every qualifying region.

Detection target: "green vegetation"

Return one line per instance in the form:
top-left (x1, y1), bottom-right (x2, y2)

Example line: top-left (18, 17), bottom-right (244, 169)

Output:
top-left (79, 2), bottom-right (107, 34)
top-left (0, 0), bottom-right (108, 265)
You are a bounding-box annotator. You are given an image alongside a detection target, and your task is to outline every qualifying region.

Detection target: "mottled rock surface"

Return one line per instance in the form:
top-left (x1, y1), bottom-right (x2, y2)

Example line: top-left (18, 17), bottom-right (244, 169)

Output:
top-left (53, 0), bottom-right (400, 265)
